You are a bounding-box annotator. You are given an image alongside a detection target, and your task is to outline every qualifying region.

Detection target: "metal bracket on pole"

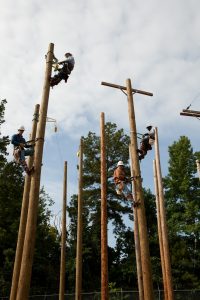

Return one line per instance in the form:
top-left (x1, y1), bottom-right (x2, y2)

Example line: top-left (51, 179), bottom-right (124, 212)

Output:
top-left (120, 88), bottom-right (127, 96)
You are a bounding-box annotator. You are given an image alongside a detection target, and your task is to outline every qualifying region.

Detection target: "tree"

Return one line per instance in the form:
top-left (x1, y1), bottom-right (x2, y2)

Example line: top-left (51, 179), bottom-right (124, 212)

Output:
top-left (0, 100), bottom-right (61, 296)
top-left (30, 188), bottom-right (61, 295)
top-left (164, 136), bottom-right (200, 289)
top-left (67, 123), bottom-right (132, 292)
top-left (0, 165), bottom-right (61, 296)
top-left (0, 98), bottom-right (24, 295)
top-left (0, 99), bottom-right (9, 168)
top-left (67, 122), bottom-right (158, 292)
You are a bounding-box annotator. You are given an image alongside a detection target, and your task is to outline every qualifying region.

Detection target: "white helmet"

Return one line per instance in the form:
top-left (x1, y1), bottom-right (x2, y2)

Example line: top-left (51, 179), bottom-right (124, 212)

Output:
top-left (117, 160), bottom-right (124, 167)
top-left (18, 125), bottom-right (25, 131)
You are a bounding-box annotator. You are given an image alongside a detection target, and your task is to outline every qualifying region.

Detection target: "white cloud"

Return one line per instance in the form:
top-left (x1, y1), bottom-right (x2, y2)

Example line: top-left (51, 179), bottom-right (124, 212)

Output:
top-left (1, 0), bottom-right (200, 226)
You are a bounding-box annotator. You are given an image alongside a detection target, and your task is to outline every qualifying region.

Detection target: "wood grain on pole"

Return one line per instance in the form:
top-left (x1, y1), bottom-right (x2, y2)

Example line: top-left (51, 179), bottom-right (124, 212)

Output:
top-left (59, 161), bottom-right (67, 300)
top-left (10, 104), bottom-right (40, 300)
top-left (16, 43), bottom-right (54, 300)
top-left (154, 127), bottom-right (174, 300)
top-left (129, 145), bottom-right (144, 300)
top-left (100, 112), bottom-right (108, 300)
top-left (75, 139), bottom-right (83, 300)
top-left (126, 79), bottom-right (154, 300)
top-left (153, 159), bottom-right (168, 300)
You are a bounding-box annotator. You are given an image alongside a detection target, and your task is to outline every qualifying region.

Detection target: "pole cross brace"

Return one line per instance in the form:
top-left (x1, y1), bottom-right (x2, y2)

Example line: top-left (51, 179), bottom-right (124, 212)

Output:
top-left (120, 88), bottom-right (127, 96)
top-left (119, 88), bottom-right (136, 96)
top-left (101, 81), bottom-right (153, 97)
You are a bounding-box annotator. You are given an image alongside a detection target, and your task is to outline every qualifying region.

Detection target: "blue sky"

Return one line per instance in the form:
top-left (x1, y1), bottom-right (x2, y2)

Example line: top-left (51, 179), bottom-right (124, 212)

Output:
top-left (0, 0), bottom-right (199, 240)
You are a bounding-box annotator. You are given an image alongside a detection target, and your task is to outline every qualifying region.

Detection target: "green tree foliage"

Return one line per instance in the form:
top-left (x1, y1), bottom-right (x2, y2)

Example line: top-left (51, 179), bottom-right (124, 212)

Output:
top-left (164, 136), bottom-right (200, 289)
top-left (30, 188), bottom-right (61, 295)
top-left (0, 99), bottom-right (9, 168)
top-left (0, 100), bottom-right (60, 296)
top-left (67, 123), bottom-right (158, 292)
top-left (67, 123), bottom-right (132, 292)
top-left (0, 162), bottom-right (24, 295)
top-left (0, 165), bottom-right (60, 296)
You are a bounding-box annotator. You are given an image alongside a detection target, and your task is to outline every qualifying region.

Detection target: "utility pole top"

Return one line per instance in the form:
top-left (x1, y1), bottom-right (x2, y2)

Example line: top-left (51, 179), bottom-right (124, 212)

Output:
top-left (180, 109), bottom-right (200, 118)
top-left (101, 80), bottom-right (153, 97)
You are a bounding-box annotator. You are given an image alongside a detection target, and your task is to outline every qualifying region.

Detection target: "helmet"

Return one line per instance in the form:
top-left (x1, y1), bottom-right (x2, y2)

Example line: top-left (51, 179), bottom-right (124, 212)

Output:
top-left (117, 161), bottom-right (124, 167)
top-left (18, 125), bottom-right (25, 131)
top-left (146, 125), bottom-right (152, 131)
top-left (65, 52), bottom-right (72, 58)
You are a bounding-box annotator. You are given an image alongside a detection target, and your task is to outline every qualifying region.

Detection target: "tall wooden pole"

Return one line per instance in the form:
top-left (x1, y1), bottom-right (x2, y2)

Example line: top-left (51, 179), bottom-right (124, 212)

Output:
top-left (153, 160), bottom-right (168, 300)
top-left (75, 138), bottom-right (83, 300)
top-left (9, 104), bottom-right (40, 300)
top-left (154, 127), bottom-right (174, 300)
top-left (196, 160), bottom-right (200, 181)
top-left (16, 43), bottom-right (54, 300)
top-left (59, 161), bottom-right (67, 300)
top-left (126, 79), bottom-right (154, 300)
top-left (101, 79), bottom-right (154, 299)
top-left (100, 112), bottom-right (108, 300)
top-left (129, 146), bottom-right (144, 300)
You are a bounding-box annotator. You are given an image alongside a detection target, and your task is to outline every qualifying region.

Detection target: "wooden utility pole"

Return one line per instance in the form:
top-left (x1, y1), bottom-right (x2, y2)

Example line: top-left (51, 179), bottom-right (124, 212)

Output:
top-left (129, 145), bottom-right (144, 300)
top-left (196, 160), bottom-right (200, 181)
top-left (100, 112), bottom-right (108, 300)
top-left (153, 160), bottom-right (168, 300)
top-left (154, 127), bottom-right (174, 300)
top-left (75, 138), bottom-right (83, 300)
top-left (180, 109), bottom-right (200, 182)
top-left (10, 104), bottom-right (40, 300)
top-left (102, 79), bottom-right (154, 300)
top-left (180, 109), bottom-right (200, 118)
top-left (16, 43), bottom-right (54, 300)
top-left (59, 161), bottom-right (67, 300)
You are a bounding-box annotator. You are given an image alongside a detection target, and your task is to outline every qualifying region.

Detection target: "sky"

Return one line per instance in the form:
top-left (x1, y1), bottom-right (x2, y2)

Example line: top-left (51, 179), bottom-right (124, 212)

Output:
top-left (0, 0), bottom-right (200, 238)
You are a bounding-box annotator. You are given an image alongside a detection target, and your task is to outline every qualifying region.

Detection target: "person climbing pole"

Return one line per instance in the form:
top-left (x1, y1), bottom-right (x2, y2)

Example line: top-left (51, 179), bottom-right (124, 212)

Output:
top-left (137, 125), bottom-right (155, 160)
top-left (11, 126), bottom-right (34, 175)
top-left (50, 52), bottom-right (75, 87)
top-left (113, 161), bottom-right (133, 201)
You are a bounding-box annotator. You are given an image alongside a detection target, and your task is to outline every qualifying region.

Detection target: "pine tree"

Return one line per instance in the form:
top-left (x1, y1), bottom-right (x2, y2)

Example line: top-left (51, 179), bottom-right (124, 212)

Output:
top-left (164, 136), bottom-right (200, 288)
top-left (67, 123), bottom-right (133, 292)
top-left (0, 100), bottom-right (60, 296)
top-left (67, 122), bottom-right (159, 291)
top-left (0, 99), bottom-right (9, 168)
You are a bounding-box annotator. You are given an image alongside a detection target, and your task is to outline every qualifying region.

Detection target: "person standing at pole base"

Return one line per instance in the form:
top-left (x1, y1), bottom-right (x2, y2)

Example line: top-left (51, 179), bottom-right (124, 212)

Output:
top-left (50, 52), bottom-right (75, 87)
top-left (137, 125), bottom-right (155, 160)
top-left (11, 126), bottom-right (34, 175)
top-left (113, 161), bottom-right (133, 201)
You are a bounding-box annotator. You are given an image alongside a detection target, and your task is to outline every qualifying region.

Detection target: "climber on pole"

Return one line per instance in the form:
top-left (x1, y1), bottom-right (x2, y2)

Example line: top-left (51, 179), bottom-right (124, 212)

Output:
top-left (11, 126), bottom-right (34, 175)
top-left (113, 161), bottom-right (133, 201)
top-left (50, 52), bottom-right (75, 87)
top-left (137, 125), bottom-right (155, 160)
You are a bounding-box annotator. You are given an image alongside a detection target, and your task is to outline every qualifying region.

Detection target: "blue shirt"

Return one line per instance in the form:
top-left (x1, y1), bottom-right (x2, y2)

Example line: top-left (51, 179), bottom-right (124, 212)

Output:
top-left (11, 134), bottom-right (27, 148)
